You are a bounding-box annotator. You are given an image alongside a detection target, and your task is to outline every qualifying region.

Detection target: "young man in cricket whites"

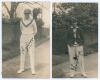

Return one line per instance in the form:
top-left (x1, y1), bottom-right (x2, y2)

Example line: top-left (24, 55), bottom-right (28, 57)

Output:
top-left (67, 22), bottom-right (87, 78)
top-left (17, 9), bottom-right (37, 75)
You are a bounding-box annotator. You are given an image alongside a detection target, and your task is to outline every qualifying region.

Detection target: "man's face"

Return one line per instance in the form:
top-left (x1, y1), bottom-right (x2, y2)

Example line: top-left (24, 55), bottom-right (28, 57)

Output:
top-left (73, 22), bottom-right (77, 28)
top-left (24, 13), bottom-right (30, 19)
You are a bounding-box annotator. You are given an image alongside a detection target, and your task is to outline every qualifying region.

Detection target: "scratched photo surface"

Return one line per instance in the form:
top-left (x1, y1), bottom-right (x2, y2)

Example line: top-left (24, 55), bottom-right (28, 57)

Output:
top-left (52, 3), bottom-right (98, 78)
top-left (2, 2), bottom-right (50, 78)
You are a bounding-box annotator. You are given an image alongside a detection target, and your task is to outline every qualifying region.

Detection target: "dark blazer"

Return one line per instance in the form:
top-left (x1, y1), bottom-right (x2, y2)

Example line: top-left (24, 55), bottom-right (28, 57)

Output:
top-left (66, 28), bottom-right (84, 46)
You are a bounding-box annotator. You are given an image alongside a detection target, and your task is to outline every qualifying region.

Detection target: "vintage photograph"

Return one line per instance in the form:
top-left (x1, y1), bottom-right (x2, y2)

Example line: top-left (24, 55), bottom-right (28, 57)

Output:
top-left (52, 3), bottom-right (98, 78)
top-left (2, 2), bottom-right (50, 78)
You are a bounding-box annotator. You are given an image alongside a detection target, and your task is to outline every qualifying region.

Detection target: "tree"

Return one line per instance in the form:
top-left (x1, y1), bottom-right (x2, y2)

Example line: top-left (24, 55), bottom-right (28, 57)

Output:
top-left (3, 2), bottom-right (20, 23)
top-left (3, 2), bottom-right (46, 23)
top-left (53, 3), bottom-right (98, 32)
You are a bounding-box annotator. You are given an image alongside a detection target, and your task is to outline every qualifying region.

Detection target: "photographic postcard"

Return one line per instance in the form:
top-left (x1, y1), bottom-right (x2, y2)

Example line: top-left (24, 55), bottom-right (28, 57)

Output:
top-left (2, 1), bottom-right (50, 78)
top-left (52, 2), bottom-right (98, 79)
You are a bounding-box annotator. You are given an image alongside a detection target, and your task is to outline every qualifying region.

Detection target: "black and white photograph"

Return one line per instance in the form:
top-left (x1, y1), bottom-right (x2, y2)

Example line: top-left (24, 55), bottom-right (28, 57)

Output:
top-left (52, 3), bottom-right (98, 78)
top-left (2, 1), bottom-right (50, 78)
top-left (1, 0), bottom-right (99, 80)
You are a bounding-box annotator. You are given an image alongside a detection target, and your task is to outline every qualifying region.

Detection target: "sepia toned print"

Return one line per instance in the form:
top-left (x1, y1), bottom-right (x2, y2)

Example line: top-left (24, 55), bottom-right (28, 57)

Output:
top-left (2, 2), bottom-right (50, 78)
top-left (52, 3), bottom-right (98, 78)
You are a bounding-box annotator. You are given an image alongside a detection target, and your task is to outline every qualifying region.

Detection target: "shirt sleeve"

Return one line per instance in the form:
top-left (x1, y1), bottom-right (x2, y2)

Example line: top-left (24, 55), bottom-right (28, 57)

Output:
top-left (33, 20), bottom-right (37, 35)
top-left (79, 29), bottom-right (84, 44)
top-left (20, 19), bottom-right (22, 30)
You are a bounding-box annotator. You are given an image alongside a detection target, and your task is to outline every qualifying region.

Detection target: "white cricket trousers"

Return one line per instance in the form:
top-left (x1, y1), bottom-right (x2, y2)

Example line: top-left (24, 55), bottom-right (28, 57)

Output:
top-left (20, 34), bottom-right (35, 73)
top-left (68, 45), bottom-right (85, 74)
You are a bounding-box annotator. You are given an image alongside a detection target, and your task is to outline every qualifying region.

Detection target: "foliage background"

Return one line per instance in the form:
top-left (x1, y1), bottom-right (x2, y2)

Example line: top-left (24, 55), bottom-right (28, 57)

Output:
top-left (52, 3), bottom-right (98, 55)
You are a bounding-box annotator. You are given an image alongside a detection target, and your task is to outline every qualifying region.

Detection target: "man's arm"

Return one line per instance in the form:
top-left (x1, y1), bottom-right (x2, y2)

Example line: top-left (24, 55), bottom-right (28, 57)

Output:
top-left (33, 20), bottom-right (37, 35)
top-left (66, 29), bottom-right (71, 45)
top-left (79, 29), bottom-right (84, 44)
top-left (20, 19), bottom-right (22, 30)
